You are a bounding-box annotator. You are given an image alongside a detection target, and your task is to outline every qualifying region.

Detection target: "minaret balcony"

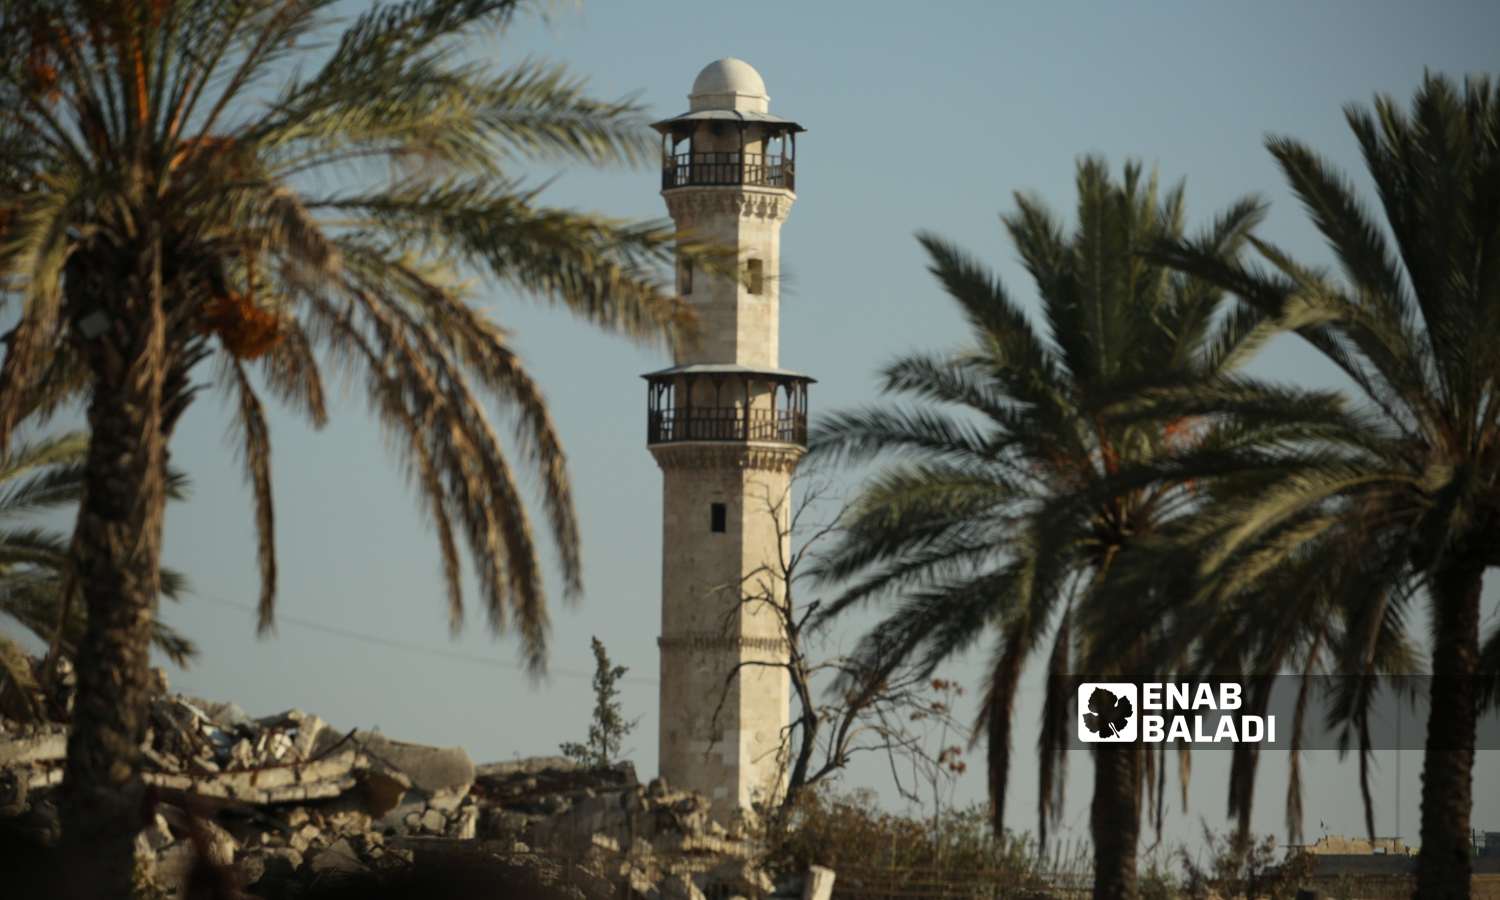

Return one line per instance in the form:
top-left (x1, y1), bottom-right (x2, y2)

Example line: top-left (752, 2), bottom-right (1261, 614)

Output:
top-left (644, 363), bottom-right (813, 448)
top-left (648, 407), bottom-right (806, 445)
top-left (662, 152), bottom-right (795, 191)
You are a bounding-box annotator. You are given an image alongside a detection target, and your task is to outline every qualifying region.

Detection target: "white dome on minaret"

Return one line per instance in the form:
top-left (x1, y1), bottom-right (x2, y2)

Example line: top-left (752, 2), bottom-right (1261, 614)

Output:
top-left (689, 58), bottom-right (769, 113)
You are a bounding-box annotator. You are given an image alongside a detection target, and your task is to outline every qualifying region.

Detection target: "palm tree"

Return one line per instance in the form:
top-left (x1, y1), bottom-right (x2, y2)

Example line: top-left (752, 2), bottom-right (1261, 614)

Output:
top-left (1153, 73), bottom-right (1500, 900)
top-left (1, 430), bottom-right (195, 666)
top-left (1084, 481), bottom-right (1420, 848)
top-left (0, 0), bottom-right (699, 885)
top-left (807, 158), bottom-right (1273, 900)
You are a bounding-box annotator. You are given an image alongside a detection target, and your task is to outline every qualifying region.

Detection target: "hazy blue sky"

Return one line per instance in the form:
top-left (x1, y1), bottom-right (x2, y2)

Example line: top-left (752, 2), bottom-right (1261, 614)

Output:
top-left (12, 0), bottom-right (1500, 855)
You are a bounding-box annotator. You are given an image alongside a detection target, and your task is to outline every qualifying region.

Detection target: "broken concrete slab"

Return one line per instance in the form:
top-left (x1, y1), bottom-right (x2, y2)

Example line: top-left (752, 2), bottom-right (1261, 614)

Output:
top-left (24, 768), bottom-right (62, 790)
top-left (186, 698), bottom-right (253, 731)
top-left (350, 731), bottom-right (474, 796)
top-left (379, 796), bottom-right (426, 833)
top-left (427, 786), bottom-right (467, 813)
top-left (0, 729), bottom-right (65, 766)
top-left (474, 756), bottom-right (578, 778)
top-left (295, 749), bottom-right (360, 784)
top-left (357, 766), bottom-right (411, 819)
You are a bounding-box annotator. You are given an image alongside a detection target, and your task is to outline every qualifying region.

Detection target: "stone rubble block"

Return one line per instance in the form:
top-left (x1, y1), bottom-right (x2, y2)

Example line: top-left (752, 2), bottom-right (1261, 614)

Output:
top-left (707, 858), bottom-right (776, 897)
top-left (292, 714), bottom-right (327, 760)
top-left (152, 842), bottom-right (198, 890)
top-left (381, 798), bottom-right (422, 831)
top-left (802, 865), bottom-right (836, 900)
top-left (308, 837), bottom-right (367, 875)
top-left (141, 813), bottom-right (175, 852)
top-left (200, 817), bottom-right (240, 867)
top-left (660, 872), bottom-right (709, 900)
top-left (418, 808), bottom-right (447, 834)
top-left (449, 804), bottom-right (479, 840)
top-left (230, 737), bottom-right (255, 768)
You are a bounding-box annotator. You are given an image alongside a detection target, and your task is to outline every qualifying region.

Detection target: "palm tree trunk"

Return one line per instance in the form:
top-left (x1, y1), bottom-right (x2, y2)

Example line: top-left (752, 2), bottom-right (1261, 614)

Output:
top-left (1414, 555), bottom-right (1483, 900)
top-left (1090, 740), bottom-right (1141, 900)
top-left (59, 273), bottom-right (172, 890)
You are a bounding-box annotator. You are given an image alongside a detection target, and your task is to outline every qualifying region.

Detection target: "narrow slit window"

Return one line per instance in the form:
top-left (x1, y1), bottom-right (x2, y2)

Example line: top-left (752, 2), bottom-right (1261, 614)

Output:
top-left (745, 258), bottom-right (764, 295)
top-left (710, 502), bottom-right (727, 533)
top-left (680, 259), bottom-right (693, 295)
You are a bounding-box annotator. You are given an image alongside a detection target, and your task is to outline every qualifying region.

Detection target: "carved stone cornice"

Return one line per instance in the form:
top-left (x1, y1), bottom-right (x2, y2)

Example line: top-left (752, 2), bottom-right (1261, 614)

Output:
top-left (649, 442), bottom-right (804, 474)
top-left (658, 634), bottom-right (789, 655)
top-left (663, 187), bottom-right (794, 225)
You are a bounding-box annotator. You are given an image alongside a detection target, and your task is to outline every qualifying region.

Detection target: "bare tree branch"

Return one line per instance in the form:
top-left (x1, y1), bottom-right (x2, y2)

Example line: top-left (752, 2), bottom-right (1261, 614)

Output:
top-left (703, 476), bottom-right (972, 828)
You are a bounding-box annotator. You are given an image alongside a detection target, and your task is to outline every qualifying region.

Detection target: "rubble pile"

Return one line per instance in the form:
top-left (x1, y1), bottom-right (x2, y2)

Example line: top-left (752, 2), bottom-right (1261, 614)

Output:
top-left (0, 656), bottom-right (831, 900)
top-left (469, 757), bottom-right (773, 898)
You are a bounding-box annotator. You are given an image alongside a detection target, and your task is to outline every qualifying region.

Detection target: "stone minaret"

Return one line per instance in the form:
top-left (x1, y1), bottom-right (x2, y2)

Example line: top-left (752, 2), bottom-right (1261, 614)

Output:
top-left (644, 59), bottom-right (810, 819)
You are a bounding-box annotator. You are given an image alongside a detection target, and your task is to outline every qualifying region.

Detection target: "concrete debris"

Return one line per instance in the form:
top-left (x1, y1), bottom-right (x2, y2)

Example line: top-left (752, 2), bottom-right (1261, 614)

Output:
top-left (707, 858), bottom-right (777, 897)
top-left (0, 652), bottom-right (825, 898)
top-left (660, 872), bottom-right (708, 900)
top-left (0, 728), bottom-right (66, 766)
top-left (801, 865), bottom-right (836, 900)
top-left (141, 814), bottom-right (175, 852)
top-left (343, 730), bottom-right (474, 796)
top-left (307, 837), bottom-right (367, 875)
top-left (419, 808), bottom-right (447, 834)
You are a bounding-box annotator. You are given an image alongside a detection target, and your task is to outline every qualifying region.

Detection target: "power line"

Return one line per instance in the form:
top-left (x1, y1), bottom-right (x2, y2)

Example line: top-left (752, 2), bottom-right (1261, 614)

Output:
top-left (198, 593), bottom-right (659, 687)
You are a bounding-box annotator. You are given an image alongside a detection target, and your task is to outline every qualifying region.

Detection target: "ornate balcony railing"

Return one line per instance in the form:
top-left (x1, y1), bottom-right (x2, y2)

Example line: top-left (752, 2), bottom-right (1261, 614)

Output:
top-left (662, 152), bottom-right (794, 191)
top-left (648, 407), bottom-right (806, 445)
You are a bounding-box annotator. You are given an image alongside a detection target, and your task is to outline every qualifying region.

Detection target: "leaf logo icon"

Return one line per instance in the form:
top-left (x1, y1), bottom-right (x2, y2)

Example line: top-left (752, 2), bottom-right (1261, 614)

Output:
top-left (1077, 683), bottom-right (1138, 742)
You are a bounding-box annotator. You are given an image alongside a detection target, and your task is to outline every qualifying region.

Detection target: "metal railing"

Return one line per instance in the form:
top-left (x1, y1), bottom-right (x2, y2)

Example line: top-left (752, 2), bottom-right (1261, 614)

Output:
top-left (648, 407), bottom-right (806, 445)
top-left (662, 152), bottom-right (794, 190)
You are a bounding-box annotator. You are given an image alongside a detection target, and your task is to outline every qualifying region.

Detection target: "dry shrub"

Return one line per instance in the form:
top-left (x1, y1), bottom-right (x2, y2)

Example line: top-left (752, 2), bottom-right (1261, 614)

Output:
top-left (761, 787), bottom-right (1056, 897)
top-left (1178, 827), bottom-right (1313, 900)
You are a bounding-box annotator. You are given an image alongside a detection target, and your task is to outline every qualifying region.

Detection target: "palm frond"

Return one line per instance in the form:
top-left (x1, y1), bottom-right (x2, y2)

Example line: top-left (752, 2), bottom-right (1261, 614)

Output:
top-left (0, 431), bottom-right (88, 516)
top-left (0, 631), bottom-right (42, 723)
top-left (224, 359), bottom-right (277, 634)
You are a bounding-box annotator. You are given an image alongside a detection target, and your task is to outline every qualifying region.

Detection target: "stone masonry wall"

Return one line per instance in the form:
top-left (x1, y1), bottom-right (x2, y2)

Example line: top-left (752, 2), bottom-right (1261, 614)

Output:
top-left (664, 183), bottom-right (791, 370)
top-left (652, 444), bottom-right (799, 821)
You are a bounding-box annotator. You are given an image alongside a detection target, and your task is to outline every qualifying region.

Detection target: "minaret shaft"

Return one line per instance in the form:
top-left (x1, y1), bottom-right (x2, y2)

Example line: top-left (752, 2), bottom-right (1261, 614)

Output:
top-left (664, 187), bottom-right (789, 369)
top-left (644, 59), bottom-right (808, 820)
top-left (653, 444), bottom-right (797, 815)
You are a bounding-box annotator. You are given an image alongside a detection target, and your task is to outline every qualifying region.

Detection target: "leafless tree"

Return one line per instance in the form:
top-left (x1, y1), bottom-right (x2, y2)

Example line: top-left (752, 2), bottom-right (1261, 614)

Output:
top-left (708, 478), bottom-right (970, 820)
